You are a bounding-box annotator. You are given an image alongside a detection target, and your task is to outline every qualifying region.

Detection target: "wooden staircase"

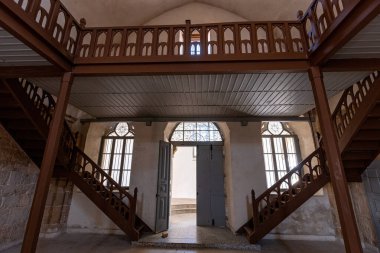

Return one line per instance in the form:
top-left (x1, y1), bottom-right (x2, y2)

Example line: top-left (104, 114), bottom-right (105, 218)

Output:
top-left (332, 71), bottom-right (380, 182)
top-left (0, 78), bottom-right (149, 240)
top-left (239, 70), bottom-right (380, 244)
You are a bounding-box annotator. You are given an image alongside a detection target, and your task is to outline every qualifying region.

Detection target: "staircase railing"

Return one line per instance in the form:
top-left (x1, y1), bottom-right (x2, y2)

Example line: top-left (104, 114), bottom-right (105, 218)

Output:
top-left (249, 147), bottom-right (329, 242)
top-left (13, 77), bottom-right (139, 233)
top-left (301, 0), bottom-right (360, 52)
top-left (70, 148), bottom-right (138, 227)
top-left (19, 78), bottom-right (56, 126)
top-left (332, 71), bottom-right (379, 139)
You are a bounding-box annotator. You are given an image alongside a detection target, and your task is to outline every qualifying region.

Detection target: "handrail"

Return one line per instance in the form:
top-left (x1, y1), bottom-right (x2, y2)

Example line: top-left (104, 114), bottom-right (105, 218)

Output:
top-left (19, 78), bottom-right (56, 126)
top-left (252, 147), bottom-right (328, 228)
top-left (4, 0), bottom-right (81, 58)
top-left (5, 0), bottom-right (364, 63)
top-left (75, 20), bottom-right (307, 62)
top-left (300, 0), bottom-right (360, 52)
top-left (71, 148), bottom-right (137, 225)
top-left (14, 76), bottom-right (138, 226)
top-left (332, 71), bottom-right (379, 139)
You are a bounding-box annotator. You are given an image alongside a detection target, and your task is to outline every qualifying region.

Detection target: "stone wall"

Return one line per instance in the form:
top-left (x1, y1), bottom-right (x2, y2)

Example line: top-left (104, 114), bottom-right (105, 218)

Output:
top-left (0, 124), bottom-right (39, 250)
top-left (40, 178), bottom-right (74, 237)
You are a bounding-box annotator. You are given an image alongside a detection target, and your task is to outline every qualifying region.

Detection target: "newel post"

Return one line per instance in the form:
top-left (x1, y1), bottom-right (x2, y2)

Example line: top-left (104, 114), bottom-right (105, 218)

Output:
top-left (251, 189), bottom-right (258, 231)
top-left (308, 66), bottom-right (362, 253)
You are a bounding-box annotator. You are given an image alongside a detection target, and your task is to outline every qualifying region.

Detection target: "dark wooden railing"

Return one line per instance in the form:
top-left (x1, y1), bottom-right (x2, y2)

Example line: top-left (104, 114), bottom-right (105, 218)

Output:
top-left (4, 0), bottom-right (364, 63)
top-left (249, 147), bottom-right (329, 242)
top-left (14, 76), bottom-right (139, 234)
top-left (19, 78), bottom-right (56, 126)
top-left (4, 0), bottom-right (81, 58)
top-left (332, 71), bottom-right (379, 139)
top-left (74, 21), bottom-right (307, 63)
top-left (71, 148), bottom-right (138, 227)
top-left (301, 0), bottom-right (360, 52)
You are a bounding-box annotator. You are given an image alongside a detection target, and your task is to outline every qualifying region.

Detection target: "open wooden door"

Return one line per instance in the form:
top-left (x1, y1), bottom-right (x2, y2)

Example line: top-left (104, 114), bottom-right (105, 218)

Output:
top-left (155, 141), bottom-right (171, 233)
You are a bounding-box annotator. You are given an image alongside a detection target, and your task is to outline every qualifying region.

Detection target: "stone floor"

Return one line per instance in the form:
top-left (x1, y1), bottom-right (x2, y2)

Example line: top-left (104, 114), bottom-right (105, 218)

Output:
top-left (2, 213), bottom-right (378, 253)
top-left (136, 213), bottom-right (258, 250)
top-left (2, 233), bottom-right (378, 253)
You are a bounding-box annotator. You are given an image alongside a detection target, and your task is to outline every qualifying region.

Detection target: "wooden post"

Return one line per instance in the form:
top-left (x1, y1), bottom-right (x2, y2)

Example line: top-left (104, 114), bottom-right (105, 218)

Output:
top-left (21, 72), bottom-right (74, 253)
top-left (308, 66), bottom-right (362, 253)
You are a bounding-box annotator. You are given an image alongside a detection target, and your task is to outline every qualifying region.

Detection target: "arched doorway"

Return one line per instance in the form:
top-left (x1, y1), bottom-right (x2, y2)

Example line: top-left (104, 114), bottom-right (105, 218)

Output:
top-left (155, 122), bottom-right (225, 232)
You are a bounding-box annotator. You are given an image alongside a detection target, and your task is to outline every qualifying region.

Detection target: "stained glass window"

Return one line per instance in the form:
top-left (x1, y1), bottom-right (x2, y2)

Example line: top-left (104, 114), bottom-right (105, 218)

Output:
top-left (99, 122), bottom-right (134, 187)
top-left (261, 122), bottom-right (300, 189)
top-left (170, 122), bottom-right (223, 142)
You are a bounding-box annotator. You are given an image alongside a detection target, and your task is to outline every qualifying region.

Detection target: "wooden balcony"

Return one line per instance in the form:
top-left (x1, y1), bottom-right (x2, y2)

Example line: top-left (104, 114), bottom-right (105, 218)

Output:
top-left (0, 0), bottom-right (373, 68)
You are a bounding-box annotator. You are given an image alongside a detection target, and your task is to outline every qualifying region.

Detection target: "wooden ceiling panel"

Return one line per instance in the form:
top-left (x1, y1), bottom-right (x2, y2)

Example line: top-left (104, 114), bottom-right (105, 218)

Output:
top-left (30, 71), bottom-right (370, 118)
top-left (332, 15), bottom-right (380, 59)
top-left (0, 26), bottom-right (51, 66)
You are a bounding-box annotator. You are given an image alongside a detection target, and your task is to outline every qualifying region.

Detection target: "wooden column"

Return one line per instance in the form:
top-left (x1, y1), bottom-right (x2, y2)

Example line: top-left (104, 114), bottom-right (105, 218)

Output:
top-left (308, 66), bottom-right (362, 253)
top-left (21, 72), bottom-right (74, 253)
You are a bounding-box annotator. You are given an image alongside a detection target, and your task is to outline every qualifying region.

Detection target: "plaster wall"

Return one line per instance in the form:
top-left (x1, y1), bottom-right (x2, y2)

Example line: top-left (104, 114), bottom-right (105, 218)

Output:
top-left (144, 3), bottom-right (246, 25)
top-left (129, 122), bottom-right (167, 230)
top-left (226, 122), bottom-right (267, 232)
top-left (0, 124), bottom-right (39, 250)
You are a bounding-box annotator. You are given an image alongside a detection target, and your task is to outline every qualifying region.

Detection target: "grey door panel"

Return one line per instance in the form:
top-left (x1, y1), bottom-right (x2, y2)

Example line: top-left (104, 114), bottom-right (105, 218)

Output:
top-left (155, 141), bottom-right (171, 233)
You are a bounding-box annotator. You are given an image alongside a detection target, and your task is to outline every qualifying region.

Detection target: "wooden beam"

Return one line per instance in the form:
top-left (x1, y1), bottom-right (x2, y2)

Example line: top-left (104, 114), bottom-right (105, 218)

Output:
top-left (322, 58), bottom-right (380, 72)
top-left (310, 0), bottom-right (380, 65)
top-left (80, 116), bottom-right (312, 123)
top-left (0, 2), bottom-right (72, 71)
top-left (308, 66), bottom-right (363, 253)
top-left (21, 72), bottom-right (73, 253)
top-left (73, 60), bottom-right (310, 76)
top-left (0, 66), bottom-right (63, 78)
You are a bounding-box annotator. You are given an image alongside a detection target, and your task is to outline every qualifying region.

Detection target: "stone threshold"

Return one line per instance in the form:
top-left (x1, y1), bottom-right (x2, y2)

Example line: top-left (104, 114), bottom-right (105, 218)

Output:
top-left (132, 240), bottom-right (261, 251)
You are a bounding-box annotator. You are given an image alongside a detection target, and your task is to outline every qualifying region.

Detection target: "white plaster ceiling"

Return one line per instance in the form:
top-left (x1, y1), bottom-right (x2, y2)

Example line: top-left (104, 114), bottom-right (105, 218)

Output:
top-left (30, 72), bottom-right (369, 118)
top-left (60, 0), bottom-right (311, 27)
top-left (332, 15), bottom-right (380, 59)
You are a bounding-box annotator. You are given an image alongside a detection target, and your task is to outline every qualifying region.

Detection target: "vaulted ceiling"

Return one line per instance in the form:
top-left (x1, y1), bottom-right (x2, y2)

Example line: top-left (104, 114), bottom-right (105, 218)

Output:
top-left (60, 0), bottom-right (311, 26)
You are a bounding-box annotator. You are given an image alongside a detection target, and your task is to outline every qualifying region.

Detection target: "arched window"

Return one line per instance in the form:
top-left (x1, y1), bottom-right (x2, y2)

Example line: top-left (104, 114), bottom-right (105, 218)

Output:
top-left (99, 122), bottom-right (134, 187)
top-left (261, 122), bottom-right (301, 188)
top-left (170, 122), bottom-right (223, 143)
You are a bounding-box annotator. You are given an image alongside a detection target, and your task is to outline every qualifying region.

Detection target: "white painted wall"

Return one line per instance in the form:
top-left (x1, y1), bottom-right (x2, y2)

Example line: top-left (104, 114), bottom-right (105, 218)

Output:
top-left (129, 122), bottom-right (167, 230)
top-left (225, 122), bottom-right (267, 232)
top-left (172, 147), bottom-right (197, 199)
top-left (144, 2), bottom-right (246, 25)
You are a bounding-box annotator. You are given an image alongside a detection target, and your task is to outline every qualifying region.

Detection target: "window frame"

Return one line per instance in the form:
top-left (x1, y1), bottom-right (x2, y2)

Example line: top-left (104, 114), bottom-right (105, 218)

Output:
top-left (261, 122), bottom-right (302, 189)
top-left (169, 122), bottom-right (224, 146)
top-left (98, 122), bottom-right (135, 189)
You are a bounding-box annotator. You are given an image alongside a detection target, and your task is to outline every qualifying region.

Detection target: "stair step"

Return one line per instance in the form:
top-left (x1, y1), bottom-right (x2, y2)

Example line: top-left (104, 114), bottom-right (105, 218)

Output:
top-left (0, 108), bottom-right (26, 119)
top-left (342, 151), bottom-right (374, 160)
top-left (354, 130), bottom-right (380, 141)
top-left (347, 141), bottom-right (380, 151)
top-left (171, 203), bottom-right (196, 210)
top-left (343, 160), bottom-right (370, 169)
top-left (361, 118), bottom-right (380, 129)
top-left (0, 96), bottom-right (19, 108)
top-left (2, 119), bottom-right (36, 130)
top-left (10, 129), bottom-right (44, 140)
top-left (171, 207), bottom-right (196, 215)
top-left (368, 106), bottom-right (380, 117)
top-left (243, 226), bottom-right (253, 236)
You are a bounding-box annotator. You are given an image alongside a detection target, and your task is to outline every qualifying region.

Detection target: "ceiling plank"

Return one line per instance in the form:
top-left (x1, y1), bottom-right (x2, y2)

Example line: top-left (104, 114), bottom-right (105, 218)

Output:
top-left (310, 0), bottom-right (380, 65)
top-left (0, 66), bottom-right (63, 78)
top-left (80, 116), bottom-right (312, 123)
top-left (73, 60), bottom-right (310, 76)
top-left (322, 58), bottom-right (380, 72)
top-left (0, 2), bottom-right (72, 71)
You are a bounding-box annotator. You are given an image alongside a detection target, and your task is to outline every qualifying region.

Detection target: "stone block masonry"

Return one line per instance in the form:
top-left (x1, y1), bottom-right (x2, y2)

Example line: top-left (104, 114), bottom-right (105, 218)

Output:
top-left (0, 124), bottom-right (39, 251)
